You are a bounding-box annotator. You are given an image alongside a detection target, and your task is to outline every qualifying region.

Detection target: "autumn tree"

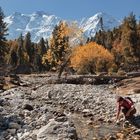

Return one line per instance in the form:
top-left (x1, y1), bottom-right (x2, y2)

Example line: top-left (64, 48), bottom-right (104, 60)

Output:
top-left (120, 13), bottom-right (138, 70)
top-left (42, 21), bottom-right (69, 70)
top-left (70, 42), bottom-right (114, 74)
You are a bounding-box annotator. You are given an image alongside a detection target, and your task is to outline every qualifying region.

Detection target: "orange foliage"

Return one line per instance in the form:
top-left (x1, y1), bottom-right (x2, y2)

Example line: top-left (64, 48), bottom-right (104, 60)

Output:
top-left (70, 42), bottom-right (114, 73)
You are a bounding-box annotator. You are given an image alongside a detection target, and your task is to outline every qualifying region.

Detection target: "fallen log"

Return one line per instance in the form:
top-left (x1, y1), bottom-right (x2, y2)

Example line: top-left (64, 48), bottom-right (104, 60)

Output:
top-left (47, 75), bottom-right (127, 85)
top-left (127, 72), bottom-right (140, 78)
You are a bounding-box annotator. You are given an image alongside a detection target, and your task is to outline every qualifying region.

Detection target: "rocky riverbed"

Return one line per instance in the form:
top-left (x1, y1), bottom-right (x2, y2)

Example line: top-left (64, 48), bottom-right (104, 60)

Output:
top-left (0, 74), bottom-right (140, 140)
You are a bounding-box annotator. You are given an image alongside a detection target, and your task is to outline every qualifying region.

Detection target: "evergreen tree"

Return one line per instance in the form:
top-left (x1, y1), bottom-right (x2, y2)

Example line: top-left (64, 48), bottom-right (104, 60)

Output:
top-left (10, 50), bottom-right (18, 66)
top-left (93, 30), bottom-right (106, 47)
top-left (136, 21), bottom-right (140, 64)
top-left (23, 32), bottom-right (33, 63)
top-left (0, 7), bottom-right (8, 64)
top-left (99, 17), bottom-right (104, 31)
top-left (17, 34), bottom-right (29, 65)
top-left (32, 43), bottom-right (44, 72)
top-left (38, 37), bottom-right (47, 56)
top-left (106, 30), bottom-right (113, 50)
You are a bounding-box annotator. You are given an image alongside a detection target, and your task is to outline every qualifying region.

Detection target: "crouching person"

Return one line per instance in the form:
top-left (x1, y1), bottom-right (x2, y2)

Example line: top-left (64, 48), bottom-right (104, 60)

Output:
top-left (116, 96), bottom-right (136, 123)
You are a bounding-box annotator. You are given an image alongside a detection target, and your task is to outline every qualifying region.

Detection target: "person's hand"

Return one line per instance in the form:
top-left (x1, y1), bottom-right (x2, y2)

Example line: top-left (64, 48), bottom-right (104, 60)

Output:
top-left (125, 112), bottom-right (129, 117)
top-left (116, 120), bottom-right (120, 125)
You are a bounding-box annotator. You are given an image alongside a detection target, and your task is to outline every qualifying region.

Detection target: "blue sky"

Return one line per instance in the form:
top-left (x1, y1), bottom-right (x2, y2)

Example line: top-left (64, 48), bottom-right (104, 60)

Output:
top-left (0, 0), bottom-right (140, 20)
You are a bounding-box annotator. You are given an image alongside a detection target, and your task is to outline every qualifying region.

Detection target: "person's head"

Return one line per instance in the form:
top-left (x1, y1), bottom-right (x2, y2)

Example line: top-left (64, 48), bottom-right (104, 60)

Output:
top-left (117, 96), bottom-right (124, 105)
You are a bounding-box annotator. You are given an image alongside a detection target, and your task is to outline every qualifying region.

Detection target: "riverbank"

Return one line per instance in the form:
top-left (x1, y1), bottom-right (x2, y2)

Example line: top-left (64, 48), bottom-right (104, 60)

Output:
top-left (0, 74), bottom-right (140, 140)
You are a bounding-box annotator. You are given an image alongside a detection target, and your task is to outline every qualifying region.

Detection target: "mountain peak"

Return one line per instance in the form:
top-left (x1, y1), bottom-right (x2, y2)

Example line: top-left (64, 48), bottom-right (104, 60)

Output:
top-left (32, 11), bottom-right (50, 16)
top-left (4, 12), bottom-right (120, 42)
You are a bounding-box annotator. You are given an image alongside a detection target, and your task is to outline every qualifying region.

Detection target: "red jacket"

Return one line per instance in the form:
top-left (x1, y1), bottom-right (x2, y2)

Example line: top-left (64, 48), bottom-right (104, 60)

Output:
top-left (118, 98), bottom-right (133, 112)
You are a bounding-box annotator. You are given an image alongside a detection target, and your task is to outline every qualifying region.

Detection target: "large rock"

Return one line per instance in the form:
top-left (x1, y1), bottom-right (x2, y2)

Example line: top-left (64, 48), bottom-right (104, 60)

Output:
top-left (37, 119), bottom-right (77, 140)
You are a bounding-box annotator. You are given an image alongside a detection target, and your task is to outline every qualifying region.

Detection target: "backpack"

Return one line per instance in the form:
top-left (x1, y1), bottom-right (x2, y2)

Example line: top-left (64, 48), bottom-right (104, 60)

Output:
top-left (125, 97), bottom-right (134, 104)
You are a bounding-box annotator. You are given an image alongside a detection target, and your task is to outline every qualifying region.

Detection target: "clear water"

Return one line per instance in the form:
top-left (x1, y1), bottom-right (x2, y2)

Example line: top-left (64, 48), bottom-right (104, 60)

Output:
top-left (71, 113), bottom-right (122, 140)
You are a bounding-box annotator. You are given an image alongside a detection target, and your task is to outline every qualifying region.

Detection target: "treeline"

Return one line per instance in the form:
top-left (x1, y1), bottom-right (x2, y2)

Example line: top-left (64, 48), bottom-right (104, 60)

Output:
top-left (0, 6), bottom-right (140, 75)
top-left (7, 34), bottom-right (48, 73)
top-left (88, 12), bottom-right (140, 72)
top-left (0, 6), bottom-right (70, 74)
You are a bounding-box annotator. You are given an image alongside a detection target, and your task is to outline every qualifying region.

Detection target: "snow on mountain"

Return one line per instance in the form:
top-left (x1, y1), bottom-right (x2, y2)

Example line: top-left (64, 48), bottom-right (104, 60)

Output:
top-left (4, 12), bottom-right (120, 42)
top-left (80, 12), bottom-right (120, 37)
top-left (4, 11), bottom-right (61, 42)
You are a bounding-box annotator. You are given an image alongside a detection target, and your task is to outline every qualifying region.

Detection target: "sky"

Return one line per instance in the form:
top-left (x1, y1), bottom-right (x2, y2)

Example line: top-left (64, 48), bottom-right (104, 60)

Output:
top-left (0, 0), bottom-right (140, 20)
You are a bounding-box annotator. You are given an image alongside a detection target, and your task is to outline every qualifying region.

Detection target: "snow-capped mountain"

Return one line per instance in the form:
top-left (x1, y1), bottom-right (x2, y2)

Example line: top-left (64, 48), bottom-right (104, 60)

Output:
top-left (80, 12), bottom-right (120, 37)
top-left (4, 11), bottom-right (120, 42)
top-left (4, 11), bottom-right (61, 42)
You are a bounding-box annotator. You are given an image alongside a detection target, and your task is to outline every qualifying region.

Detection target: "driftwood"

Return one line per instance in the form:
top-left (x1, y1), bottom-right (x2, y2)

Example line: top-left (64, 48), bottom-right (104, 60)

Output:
top-left (48, 75), bottom-right (127, 85)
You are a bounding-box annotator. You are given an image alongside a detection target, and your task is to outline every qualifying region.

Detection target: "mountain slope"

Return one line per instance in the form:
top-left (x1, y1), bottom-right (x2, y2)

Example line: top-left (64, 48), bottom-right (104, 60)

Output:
top-left (4, 11), bottom-right (61, 42)
top-left (80, 12), bottom-right (120, 37)
top-left (4, 11), bottom-right (120, 42)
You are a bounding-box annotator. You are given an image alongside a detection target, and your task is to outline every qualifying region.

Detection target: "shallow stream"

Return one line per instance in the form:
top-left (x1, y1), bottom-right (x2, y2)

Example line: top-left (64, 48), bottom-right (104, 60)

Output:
top-left (71, 113), bottom-right (122, 140)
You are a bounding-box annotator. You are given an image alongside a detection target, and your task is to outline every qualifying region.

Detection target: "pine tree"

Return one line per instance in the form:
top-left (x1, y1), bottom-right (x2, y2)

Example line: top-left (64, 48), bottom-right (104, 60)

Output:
top-left (0, 7), bottom-right (8, 64)
top-left (32, 43), bottom-right (44, 72)
top-left (17, 34), bottom-right (29, 65)
top-left (136, 21), bottom-right (140, 64)
top-left (38, 37), bottom-right (47, 56)
top-left (23, 32), bottom-right (33, 63)
top-left (93, 30), bottom-right (106, 48)
top-left (99, 17), bottom-right (104, 31)
top-left (106, 30), bottom-right (113, 50)
top-left (10, 50), bottom-right (18, 66)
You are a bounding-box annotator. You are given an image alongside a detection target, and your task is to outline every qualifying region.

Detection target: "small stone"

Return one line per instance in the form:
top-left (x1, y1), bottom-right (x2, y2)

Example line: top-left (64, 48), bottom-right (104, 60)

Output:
top-left (107, 119), bottom-right (112, 123)
top-left (82, 109), bottom-right (91, 114)
top-left (7, 129), bottom-right (16, 135)
top-left (98, 117), bottom-right (104, 122)
top-left (107, 135), bottom-right (116, 140)
top-left (87, 120), bottom-right (93, 125)
top-left (123, 121), bottom-right (130, 128)
top-left (55, 116), bottom-right (67, 122)
top-left (133, 129), bottom-right (140, 135)
top-left (9, 122), bottom-right (21, 130)
top-left (23, 104), bottom-right (34, 111)
top-left (116, 132), bottom-right (124, 139)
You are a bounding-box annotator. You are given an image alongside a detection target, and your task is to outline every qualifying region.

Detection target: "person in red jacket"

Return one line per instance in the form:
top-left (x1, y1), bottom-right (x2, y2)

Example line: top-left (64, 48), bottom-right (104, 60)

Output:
top-left (116, 96), bottom-right (136, 123)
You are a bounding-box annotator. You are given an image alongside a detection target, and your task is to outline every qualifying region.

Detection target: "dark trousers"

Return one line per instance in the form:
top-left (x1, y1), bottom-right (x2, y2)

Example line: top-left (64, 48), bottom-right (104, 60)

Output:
top-left (122, 108), bottom-right (136, 120)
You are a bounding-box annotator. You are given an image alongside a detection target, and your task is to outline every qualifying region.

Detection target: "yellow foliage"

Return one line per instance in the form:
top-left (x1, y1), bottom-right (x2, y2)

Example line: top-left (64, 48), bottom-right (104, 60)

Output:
top-left (43, 21), bottom-right (70, 67)
top-left (70, 42), bottom-right (114, 74)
